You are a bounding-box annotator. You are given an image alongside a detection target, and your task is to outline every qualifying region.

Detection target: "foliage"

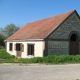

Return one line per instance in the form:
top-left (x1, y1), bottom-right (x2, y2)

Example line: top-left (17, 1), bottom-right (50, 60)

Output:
top-left (0, 59), bottom-right (15, 63)
top-left (0, 28), bottom-right (4, 35)
top-left (17, 55), bottom-right (80, 64)
top-left (0, 34), bottom-right (6, 47)
top-left (3, 23), bottom-right (20, 37)
top-left (0, 48), bottom-right (15, 59)
top-left (0, 48), bottom-right (80, 64)
top-left (0, 23), bottom-right (20, 47)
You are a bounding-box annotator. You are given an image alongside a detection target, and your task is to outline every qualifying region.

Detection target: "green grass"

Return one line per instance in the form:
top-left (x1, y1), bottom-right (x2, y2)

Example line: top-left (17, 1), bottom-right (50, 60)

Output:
top-left (17, 55), bottom-right (80, 64)
top-left (0, 48), bottom-right (80, 64)
top-left (0, 48), bottom-right (15, 59)
top-left (1, 55), bottom-right (80, 64)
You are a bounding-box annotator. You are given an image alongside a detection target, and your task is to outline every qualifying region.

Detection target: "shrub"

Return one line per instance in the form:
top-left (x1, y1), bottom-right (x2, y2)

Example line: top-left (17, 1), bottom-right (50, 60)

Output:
top-left (0, 48), bottom-right (15, 59)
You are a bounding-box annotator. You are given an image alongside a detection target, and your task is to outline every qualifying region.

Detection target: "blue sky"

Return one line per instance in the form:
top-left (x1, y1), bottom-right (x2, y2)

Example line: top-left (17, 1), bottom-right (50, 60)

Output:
top-left (0, 0), bottom-right (80, 28)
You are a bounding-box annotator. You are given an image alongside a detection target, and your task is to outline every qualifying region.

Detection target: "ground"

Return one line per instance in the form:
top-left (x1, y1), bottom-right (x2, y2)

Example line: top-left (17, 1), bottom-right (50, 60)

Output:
top-left (0, 64), bottom-right (80, 80)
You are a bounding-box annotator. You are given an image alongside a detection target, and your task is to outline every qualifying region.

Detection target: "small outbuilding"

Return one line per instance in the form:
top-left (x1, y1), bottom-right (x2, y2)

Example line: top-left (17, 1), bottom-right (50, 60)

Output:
top-left (5, 10), bottom-right (80, 58)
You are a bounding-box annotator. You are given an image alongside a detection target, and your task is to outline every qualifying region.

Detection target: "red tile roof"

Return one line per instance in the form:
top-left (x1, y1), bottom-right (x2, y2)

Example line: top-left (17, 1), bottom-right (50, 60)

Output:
top-left (6, 10), bottom-right (75, 40)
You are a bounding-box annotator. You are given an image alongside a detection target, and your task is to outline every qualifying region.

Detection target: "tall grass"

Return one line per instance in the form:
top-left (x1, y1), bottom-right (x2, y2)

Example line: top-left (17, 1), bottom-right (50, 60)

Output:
top-left (1, 55), bottom-right (80, 64)
top-left (16, 55), bottom-right (80, 64)
top-left (0, 48), bottom-right (15, 59)
top-left (0, 48), bottom-right (80, 64)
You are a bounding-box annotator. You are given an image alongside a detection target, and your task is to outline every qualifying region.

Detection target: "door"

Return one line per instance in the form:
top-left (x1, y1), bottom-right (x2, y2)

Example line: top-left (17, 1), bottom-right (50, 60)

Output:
top-left (70, 34), bottom-right (79, 55)
top-left (15, 43), bottom-right (24, 58)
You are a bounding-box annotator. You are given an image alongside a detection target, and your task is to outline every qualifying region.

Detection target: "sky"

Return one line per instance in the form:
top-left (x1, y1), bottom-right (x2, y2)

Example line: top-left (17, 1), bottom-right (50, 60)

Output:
top-left (0, 0), bottom-right (80, 28)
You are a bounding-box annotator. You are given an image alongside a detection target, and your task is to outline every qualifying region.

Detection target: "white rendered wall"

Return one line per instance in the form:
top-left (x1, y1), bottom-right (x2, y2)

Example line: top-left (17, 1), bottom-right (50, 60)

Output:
top-left (6, 41), bottom-right (45, 58)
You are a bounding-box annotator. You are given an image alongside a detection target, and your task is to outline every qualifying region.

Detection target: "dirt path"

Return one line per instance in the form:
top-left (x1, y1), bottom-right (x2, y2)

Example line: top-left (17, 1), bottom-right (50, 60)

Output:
top-left (0, 64), bottom-right (80, 80)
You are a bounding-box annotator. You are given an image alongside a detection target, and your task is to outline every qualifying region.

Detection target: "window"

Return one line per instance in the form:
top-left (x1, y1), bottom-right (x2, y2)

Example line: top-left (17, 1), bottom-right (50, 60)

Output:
top-left (70, 34), bottom-right (77, 41)
top-left (16, 44), bottom-right (20, 51)
top-left (28, 44), bottom-right (34, 55)
top-left (9, 43), bottom-right (13, 51)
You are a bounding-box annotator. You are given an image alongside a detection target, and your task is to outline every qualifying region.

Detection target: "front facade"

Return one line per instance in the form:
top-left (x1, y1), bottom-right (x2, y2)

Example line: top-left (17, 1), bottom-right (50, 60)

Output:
top-left (7, 40), bottom-right (45, 58)
top-left (6, 10), bottom-right (80, 58)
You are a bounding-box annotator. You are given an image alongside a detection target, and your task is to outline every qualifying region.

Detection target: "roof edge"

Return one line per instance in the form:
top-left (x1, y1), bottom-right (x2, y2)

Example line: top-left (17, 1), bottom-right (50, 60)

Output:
top-left (5, 39), bottom-right (44, 42)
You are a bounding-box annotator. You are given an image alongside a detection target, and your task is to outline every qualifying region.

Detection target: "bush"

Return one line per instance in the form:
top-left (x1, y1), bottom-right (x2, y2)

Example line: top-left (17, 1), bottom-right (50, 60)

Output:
top-left (0, 48), bottom-right (15, 59)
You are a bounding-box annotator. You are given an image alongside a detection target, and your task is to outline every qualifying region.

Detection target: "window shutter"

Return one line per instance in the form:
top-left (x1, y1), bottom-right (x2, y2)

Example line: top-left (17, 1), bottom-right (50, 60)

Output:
top-left (20, 43), bottom-right (24, 52)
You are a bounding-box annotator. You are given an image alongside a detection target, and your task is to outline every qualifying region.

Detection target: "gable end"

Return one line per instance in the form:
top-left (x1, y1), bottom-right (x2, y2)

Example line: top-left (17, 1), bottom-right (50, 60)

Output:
top-left (46, 10), bottom-right (80, 40)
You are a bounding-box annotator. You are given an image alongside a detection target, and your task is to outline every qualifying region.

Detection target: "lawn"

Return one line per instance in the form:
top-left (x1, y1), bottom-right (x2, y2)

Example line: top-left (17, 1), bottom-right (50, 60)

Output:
top-left (0, 48), bottom-right (80, 64)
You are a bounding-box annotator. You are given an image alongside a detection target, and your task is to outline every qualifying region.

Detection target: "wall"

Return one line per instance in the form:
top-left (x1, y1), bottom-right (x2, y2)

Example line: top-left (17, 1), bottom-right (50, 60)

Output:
top-left (47, 12), bottom-right (80, 55)
top-left (48, 41), bottom-right (69, 55)
top-left (7, 41), bottom-right (45, 58)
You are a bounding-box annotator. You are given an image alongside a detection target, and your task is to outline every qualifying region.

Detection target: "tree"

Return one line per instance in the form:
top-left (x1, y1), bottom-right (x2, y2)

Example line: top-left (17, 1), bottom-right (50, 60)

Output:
top-left (0, 34), bottom-right (6, 47)
top-left (0, 28), bottom-right (4, 35)
top-left (0, 28), bottom-right (5, 47)
top-left (3, 23), bottom-right (20, 37)
top-left (0, 23), bottom-right (20, 47)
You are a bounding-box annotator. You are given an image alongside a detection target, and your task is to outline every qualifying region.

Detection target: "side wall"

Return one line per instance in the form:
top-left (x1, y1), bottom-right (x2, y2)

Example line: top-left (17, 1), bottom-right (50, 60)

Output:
top-left (48, 41), bottom-right (69, 55)
top-left (7, 41), bottom-right (45, 58)
top-left (47, 12), bottom-right (80, 55)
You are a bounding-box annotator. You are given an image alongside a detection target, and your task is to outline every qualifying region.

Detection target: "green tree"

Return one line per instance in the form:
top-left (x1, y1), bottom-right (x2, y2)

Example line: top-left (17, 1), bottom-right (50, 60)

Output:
top-left (3, 23), bottom-right (20, 37)
top-left (0, 34), bottom-right (6, 47)
top-left (0, 28), bottom-right (4, 35)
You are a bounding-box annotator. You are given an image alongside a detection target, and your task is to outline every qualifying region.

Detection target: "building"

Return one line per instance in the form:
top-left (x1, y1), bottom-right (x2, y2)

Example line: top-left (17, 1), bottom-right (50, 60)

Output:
top-left (5, 10), bottom-right (80, 58)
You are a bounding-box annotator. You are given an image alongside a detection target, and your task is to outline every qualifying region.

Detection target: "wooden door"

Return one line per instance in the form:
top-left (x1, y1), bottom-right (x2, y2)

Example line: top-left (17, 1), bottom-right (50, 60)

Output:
top-left (70, 34), bottom-right (79, 55)
top-left (70, 41), bottom-right (78, 55)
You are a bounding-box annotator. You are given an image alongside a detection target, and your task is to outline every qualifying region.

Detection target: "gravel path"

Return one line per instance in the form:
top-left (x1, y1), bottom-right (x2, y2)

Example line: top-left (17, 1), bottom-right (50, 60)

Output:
top-left (0, 63), bottom-right (80, 80)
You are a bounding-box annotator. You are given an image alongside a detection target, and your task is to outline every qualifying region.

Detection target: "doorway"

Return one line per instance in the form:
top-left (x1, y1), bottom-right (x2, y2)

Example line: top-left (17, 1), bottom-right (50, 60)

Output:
top-left (70, 34), bottom-right (79, 55)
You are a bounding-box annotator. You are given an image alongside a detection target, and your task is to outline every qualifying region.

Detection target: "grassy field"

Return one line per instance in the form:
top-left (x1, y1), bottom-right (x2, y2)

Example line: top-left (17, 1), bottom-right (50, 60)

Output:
top-left (0, 48), bottom-right (80, 64)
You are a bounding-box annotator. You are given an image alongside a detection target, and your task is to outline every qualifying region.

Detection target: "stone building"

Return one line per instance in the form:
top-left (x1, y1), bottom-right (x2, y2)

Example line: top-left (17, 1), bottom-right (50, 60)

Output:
top-left (5, 10), bottom-right (80, 58)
